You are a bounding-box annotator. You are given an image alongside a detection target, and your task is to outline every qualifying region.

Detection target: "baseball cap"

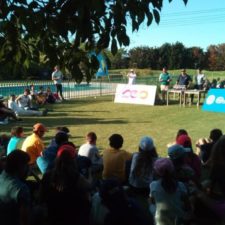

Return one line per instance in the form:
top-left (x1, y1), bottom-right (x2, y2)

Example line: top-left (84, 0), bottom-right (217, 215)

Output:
top-left (33, 123), bottom-right (48, 132)
top-left (168, 144), bottom-right (187, 160)
top-left (154, 158), bottom-right (174, 177)
top-left (176, 135), bottom-right (192, 148)
top-left (139, 136), bottom-right (155, 151)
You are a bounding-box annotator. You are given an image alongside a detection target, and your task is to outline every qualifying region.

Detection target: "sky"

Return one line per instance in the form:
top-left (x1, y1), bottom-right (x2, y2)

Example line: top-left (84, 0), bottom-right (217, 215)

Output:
top-left (127, 0), bottom-right (225, 51)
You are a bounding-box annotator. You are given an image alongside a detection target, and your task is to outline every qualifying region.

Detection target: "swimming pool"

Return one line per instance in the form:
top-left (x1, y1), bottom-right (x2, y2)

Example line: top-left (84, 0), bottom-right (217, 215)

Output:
top-left (0, 81), bottom-right (117, 99)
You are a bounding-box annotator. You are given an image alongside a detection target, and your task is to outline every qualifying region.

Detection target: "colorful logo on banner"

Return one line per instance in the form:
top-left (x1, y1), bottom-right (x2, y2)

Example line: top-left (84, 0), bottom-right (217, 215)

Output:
top-left (122, 89), bottom-right (148, 99)
top-left (114, 84), bottom-right (157, 105)
top-left (202, 89), bottom-right (225, 113)
top-left (89, 51), bottom-right (108, 77)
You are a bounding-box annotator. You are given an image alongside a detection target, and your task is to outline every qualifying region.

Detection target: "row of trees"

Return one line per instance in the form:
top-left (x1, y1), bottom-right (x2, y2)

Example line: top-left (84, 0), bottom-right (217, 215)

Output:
top-left (106, 42), bottom-right (225, 71)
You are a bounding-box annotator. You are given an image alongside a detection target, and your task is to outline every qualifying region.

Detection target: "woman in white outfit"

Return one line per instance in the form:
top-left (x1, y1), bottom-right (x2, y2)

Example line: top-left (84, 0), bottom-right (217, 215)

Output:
top-left (127, 69), bottom-right (137, 85)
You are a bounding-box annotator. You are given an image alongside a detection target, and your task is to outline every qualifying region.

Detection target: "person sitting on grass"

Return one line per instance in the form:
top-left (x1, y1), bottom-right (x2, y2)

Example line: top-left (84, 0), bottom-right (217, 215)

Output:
top-left (29, 84), bottom-right (42, 110)
top-left (36, 86), bottom-right (47, 106)
top-left (98, 179), bottom-right (153, 225)
top-left (176, 134), bottom-right (201, 181)
top-left (0, 150), bottom-right (31, 225)
top-left (150, 158), bottom-right (190, 225)
top-left (22, 123), bottom-right (47, 165)
top-left (103, 134), bottom-right (132, 184)
top-left (190, 135), bottom-right (225, 224)
top-left (48, 126), bottom-right (70, 148)
top-left (168, 144), bottom-right (195, 184)
top-left (46, 87), bottom-right (56, 104)
top-left (7, 126), bottom-right (25, 155)
top-left (167, 128), bottom-right (188, 148)
top-left (0, 134), bottom-right (10, 156)
top-left (36, 131), bottom-right (72, 174)
top-left (39, 150), bottom-right (91, 225)
top-left (129, 136), bottom-right (158, 197)
top-left (78, 132), bottom-right (103, 173)
top-left (16, 88), bottom-right (33, 110)
top-left (196, 128), bottom-right (223, 164)
top-left (0, 95), bottom-right (22, 123)
top-left (8, 94), bottom-right (48, 116)
top-left (30, 84), bottom-right (37, 97)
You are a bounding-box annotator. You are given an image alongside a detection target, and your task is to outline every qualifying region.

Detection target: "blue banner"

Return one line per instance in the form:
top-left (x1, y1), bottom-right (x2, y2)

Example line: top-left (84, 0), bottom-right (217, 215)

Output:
top-left (89, 51), bottom-right (108, 77)
top-left (202, 89), bottom-right (225, 113)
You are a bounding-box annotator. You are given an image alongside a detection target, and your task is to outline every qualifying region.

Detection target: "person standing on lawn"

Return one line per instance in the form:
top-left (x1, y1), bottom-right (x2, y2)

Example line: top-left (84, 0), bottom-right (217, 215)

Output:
top-left (52, 65), bottom-right (65, 101)
top-left (159, 67), bottom-right (171, 104)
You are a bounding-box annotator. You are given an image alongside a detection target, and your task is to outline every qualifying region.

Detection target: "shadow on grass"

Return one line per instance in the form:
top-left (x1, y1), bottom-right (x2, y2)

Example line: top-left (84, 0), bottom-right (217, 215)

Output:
top-left (62, 98), bottom-right (112, 105)
top-left (131, 120), bottom-right (153, 124)
top-left (48, 113), bottom-right (68, 116)
top-left (10, 116), bottom-right (127, 130)
top-left (54, 110), bottom-right (110, 113)
top-left (45, 117), bottom-right (127, 126)
top-left (1, 98), bottom-right (122, 132)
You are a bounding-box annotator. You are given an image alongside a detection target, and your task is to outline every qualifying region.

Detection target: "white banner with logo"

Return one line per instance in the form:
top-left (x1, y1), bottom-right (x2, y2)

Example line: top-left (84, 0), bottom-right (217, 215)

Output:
top-left (114, 84), bottom-right (157, 105)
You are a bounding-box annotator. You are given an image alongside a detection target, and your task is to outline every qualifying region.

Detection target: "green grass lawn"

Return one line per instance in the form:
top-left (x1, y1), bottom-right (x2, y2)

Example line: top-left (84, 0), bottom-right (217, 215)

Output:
top-left (1, 95), bottom-right (225, 157)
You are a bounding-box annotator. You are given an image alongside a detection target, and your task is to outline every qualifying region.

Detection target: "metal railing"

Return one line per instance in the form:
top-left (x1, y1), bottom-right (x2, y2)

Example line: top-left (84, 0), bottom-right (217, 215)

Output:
top-left (0, 75), bottom-right (165, 99)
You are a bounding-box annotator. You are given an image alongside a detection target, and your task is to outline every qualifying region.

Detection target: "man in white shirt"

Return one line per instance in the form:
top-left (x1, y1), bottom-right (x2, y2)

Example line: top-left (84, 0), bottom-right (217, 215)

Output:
top-left (16, 89), bottom-right (31, 109)
top-left (9, 95), bottom-right (47, 116)
top-left (78, 132), bottom-right (103, 172)
top-left (52, 65), bottom-right (65, 100)
top-left (195, 69), bottom-right (206, 90)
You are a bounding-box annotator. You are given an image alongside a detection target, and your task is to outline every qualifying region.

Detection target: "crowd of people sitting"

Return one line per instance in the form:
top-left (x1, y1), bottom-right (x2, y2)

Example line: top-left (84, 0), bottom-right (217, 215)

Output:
top-left (0, 86), bottom-right (62, 124)
top-left (0, 124), bottom-right (224, 225)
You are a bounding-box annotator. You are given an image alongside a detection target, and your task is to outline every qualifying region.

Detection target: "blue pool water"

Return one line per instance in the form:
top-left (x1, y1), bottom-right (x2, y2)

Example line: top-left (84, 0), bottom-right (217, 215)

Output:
top-left (0, 82), bottom-right (104, 97)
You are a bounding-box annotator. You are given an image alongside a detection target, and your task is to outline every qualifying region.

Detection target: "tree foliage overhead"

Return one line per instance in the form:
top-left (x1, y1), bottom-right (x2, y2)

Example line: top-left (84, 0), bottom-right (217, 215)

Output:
top-left (0, 0), bottom-right (189, 79)
top-left (0, 0), bottom-right (188, 51)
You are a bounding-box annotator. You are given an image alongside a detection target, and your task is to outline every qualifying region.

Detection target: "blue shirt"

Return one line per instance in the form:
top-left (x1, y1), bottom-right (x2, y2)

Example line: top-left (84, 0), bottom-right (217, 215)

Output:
top-left (177, 74), bottom-right (192, 86)
top-left (7, 137), bottom-right (24, 155)
top-left (150, 179), bottom-right (187, 225)
top-left (36, 145), bottom-right (58, 174)
top-left (52, 70), bottom-right (63, 84)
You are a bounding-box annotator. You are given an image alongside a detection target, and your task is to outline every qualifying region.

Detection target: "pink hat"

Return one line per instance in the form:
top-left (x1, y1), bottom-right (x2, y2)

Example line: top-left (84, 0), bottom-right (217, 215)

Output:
top-left (176, 134), bottom-right (192, 148)
top-left (57, 144), bottom-right (77, 159)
